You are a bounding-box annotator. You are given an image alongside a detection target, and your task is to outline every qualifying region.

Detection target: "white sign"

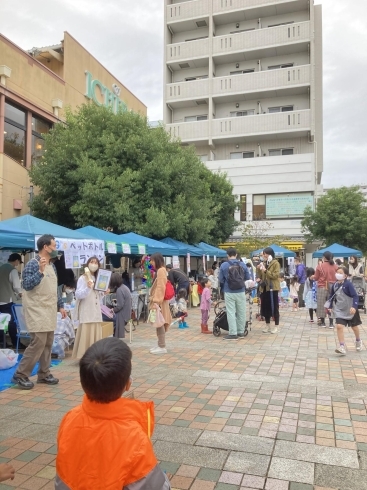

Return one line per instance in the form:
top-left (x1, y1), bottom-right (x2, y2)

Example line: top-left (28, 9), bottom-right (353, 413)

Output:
top-left (35, 236), bottom-right (105, 264)
top-left (207, 254), bottom-right (210, 261)
top-left (138, 244), bottom-right (146, 255)
top-left (121, 243), bottom-right (131, 254)
top-left (288, 257), bottom-right (296, 276)
top-left (187, 253), bottom-right (191, 273)
top-left (214, 255), bottom-right (217, 261)
top-left (172, 256), bottom-right (180, 269)
top-left (202, 255), bottom-right (206, 271)
top-left (106, 242), bottom-right (117, 254)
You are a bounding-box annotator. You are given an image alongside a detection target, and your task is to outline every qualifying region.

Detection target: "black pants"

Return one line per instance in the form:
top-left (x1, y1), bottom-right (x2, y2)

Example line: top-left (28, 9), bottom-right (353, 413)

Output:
top-left (298, 283), bottom-right (305, 308)
top-left (261, 291), bottom-right (280, 325)
top-left (0, 302), bottom-right (17, 346)
top-left (309, 308), bottom-right (316, 320)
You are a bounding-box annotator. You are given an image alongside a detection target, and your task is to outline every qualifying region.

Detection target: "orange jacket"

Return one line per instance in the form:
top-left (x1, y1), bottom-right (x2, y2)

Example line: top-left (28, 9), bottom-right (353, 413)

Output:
top-left (56, 395), bottom-right (157, 490)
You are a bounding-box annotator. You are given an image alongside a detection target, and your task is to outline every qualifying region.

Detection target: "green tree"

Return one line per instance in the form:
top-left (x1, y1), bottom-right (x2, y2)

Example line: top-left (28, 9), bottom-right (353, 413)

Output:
top-left (29, 104), bottom-right (237, 244)
top-left (301, 186), bottom-right (367, 253)
top-left (237, 220), bottom-right (287, 257)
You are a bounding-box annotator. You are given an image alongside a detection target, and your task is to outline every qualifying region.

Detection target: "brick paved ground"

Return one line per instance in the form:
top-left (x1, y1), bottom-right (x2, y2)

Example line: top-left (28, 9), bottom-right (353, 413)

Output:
top-left (1, 304), bottom-right (367, 489)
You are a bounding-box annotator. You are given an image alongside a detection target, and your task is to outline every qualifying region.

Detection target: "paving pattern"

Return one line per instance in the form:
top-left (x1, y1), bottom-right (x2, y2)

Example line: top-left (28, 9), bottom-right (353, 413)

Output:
top-left (1, 305), bottom-right (367, 489)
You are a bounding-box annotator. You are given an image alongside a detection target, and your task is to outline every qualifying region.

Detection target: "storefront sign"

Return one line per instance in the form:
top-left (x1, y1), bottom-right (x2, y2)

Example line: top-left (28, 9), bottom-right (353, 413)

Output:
top-left (266, 194), bottom-right (314, 218)
top-left (85, 71), bottom-right (127, 114)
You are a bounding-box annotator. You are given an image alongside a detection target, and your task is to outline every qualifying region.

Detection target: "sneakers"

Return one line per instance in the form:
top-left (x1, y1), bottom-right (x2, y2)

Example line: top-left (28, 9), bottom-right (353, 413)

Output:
top-left (328, 325), bottom-right (334, 329)
top-left (222, 335), bottom-right (238, 340)
top-left (11, 375), bottom-right (34, 390)
top-left (320, 324), bottom-right (327, 328)
top-left (309, 320), bottom-right (315, 323)
top-left (270, 328), bottom-right (278, 334)
top-left (237, 332), bottom-right (245, 339)
top-left (335, 345), bottom-right (346, 355)
top-left (37, 374), bottom-right (59, 385)
top-left (262, 326), bottom-right (271, 333)
top-left (150, 347), bottom-right (167, 354)
top-left (356, 340), bottom-right (363, 352)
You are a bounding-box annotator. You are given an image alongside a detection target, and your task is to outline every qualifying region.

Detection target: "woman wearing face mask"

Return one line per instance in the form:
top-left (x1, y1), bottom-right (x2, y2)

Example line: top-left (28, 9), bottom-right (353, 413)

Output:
top-left (257, 247), bottom-right (281, 334)
top-left (349, 256), bottom-right (364, 278)
top-left (328, 266), bottom-right (362, 355)
top-left (312, 251), bottom-right (338, 328)
top-left (72, 257), bottom-right (103, 359)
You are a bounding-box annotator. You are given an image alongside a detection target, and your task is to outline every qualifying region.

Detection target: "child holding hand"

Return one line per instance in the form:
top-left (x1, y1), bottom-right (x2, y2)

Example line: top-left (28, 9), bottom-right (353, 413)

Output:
top-left (200, 277), bottom-right (212, 334)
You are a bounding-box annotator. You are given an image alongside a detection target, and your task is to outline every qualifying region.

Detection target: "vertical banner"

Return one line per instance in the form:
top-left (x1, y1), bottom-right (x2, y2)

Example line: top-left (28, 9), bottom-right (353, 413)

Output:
top-left (202, 254), bottom-right (206, 272)
top-left (172, 256), bottom-right (180, 269)
top-left (214, 255), bottom-right (217, 261)
top-left (187, 253), bottom-right (191, 273)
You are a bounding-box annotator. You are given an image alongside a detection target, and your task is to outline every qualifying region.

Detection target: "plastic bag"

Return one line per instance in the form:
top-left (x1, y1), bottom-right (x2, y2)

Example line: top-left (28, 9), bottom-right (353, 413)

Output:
top-left (148, 304), bottom-right (165, 328)
top-left (0, 349), bottom-right (18, 370)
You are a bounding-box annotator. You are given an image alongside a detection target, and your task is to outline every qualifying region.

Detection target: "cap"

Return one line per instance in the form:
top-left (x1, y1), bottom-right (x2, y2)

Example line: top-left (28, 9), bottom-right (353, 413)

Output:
top-left (9, 253), bottom-right (23, 263)
top-left (166, 264), bottom-right (173, 269)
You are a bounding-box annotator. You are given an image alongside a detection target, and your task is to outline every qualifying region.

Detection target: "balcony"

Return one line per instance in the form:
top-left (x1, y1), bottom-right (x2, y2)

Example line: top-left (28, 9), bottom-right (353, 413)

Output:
top-left (166, 110), bottom-right (310, 143)
top-left (212, 0), bottom-right (307, 16)
top-left (213, 22), bottom-right (310, 60)
top-left (211, 109), bottom-right (311, 142)
top-left (166, 38), bottom-right (209, 64)
top-left (166, 65), bottom-right (310, 103)
top-left (167, 0), bottom-right (209, 24)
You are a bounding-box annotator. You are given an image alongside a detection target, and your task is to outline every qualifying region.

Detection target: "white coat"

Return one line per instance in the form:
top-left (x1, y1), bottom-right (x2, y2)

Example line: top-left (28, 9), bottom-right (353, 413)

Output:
top-left (74, 275), bottom-right (103, 324)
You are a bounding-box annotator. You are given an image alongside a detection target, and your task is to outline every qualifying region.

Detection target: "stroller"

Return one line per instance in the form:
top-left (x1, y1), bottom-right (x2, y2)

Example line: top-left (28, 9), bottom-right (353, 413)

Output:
top-left (351, 276), bottom-right (366, 314)
top-left (212, 286), bottom-right (256, 337)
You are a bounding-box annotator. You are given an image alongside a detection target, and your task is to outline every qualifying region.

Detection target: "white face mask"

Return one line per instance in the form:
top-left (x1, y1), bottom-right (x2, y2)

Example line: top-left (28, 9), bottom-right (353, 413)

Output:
top-left (65, 288), bottom-right (74, 294)
top-left (267, 255), bottom-right (273, 263)
top-left (335, 273), bottom-right (345, 281)
top-left (88, 263), bottom-right (98, 273)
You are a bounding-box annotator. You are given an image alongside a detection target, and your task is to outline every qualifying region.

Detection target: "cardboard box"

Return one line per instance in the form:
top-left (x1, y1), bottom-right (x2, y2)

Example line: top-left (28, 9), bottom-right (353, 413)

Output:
top-left (101, 321), bottom-right (113, 338)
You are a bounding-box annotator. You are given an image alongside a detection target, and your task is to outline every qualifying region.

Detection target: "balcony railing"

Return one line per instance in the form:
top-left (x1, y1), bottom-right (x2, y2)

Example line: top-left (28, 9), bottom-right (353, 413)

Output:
top-left (212, 0), bottom-right (300, 15)
top-left (166, 110), bottom-right (310, 142)
top-left (166, 65), bottom-right (310, 102)
top-left (166, 37), bottom-right (209, 63)
top-left (167, 0), bottom-right (209, 23)
top-left (213, 22), bottom-right (310, 57)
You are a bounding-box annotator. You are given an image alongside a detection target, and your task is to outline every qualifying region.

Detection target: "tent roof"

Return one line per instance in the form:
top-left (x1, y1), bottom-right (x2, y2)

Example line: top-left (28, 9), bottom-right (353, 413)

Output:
top-left (250, 244), bottom-right (296, 258)
top-left (160, 238), bottom-right (203, 257)
top-left (312, 243), bottom-right (363, 258)
top-left (195, 242), bottom-right (227, 258)
top-left (0, 215), bottom-right (91, 250)
top-left (77, 226), bottom-right (125, 253)
top-left (118, 232), bottom-right (179, 256)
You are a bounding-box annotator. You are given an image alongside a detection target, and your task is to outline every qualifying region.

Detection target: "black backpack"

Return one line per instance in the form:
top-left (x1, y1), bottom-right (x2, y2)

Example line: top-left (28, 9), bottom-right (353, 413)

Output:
top-left (227, 261), bottom-right (245, 290)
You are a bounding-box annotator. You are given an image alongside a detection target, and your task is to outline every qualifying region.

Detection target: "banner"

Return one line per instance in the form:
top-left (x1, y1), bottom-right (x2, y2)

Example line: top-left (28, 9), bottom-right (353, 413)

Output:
top-left (121, 243), bottom-right (131, 254)
top-left (187, 253), bottom-right (191, 273)
top-left (35, 236), bottom-right (105, 264)
top-left (137, 244), bottom-right (146, 255)
top-left (172, 256), bottom-right (180, 269)
top-left (106, 242), bottom-right (117, 254)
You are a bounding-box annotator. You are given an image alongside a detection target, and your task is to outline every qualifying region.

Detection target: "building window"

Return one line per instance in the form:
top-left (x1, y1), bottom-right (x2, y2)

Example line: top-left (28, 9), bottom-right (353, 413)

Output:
top-left (4, 102), bottom-right (26, 165)
top-left (268, 106), bottom-right (294, 113)
top-left (269, 148), bottom-right (294, 156)
top-left (229, 69), bottom-right (255, 75)
top-left (230, 110), bottom-right (255, 117)
top-left (253, 195), bottom-right (266, 220)
top-left (240, 195), bottom-right (247, 221)
top-left (31, 116), bottom-right (51, 164)
top-left (184, 115), bottom-right (208, 122)
top-left (230, 151), bottom-right (255, 159)
top-left (199, 155), bottom-right (208, 162)
top-left (268, 63), bottom-right (294, 70)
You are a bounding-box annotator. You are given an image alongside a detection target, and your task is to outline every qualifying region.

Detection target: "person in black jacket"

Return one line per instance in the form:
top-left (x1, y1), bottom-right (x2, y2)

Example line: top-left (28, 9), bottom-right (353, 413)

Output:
top-left (166, 264), bottom-right (190, 296)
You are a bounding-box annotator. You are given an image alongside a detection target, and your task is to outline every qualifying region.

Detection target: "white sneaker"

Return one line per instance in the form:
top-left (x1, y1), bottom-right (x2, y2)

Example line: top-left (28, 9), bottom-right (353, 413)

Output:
top-left (262, 326), bottom-right (271, 333)
top-left (270, 328), bottom-right (278, 334)
top-left (149, 346), bottom-right (158, 352)
top-left (335, 345), bottom-right (346, 355)
top-left (356, 340), bottom-right (363, 352)
top-left (150, 347), bottom-right (167, 355)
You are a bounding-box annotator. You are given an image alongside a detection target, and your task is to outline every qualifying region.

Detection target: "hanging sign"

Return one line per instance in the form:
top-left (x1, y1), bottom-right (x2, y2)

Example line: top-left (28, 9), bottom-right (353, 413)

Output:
top-left (106, 242), bottom-right (117, 254)
top-left (34, 236), bottom-right (105, 263)
top-left (138, 244), bottom-right (146, 255)
top-left (172, 256), bottom-right (180, 269)
top-left (187, 253), bottom-right (191, 273)
top-left (121, 243), bottom-right (131, 254)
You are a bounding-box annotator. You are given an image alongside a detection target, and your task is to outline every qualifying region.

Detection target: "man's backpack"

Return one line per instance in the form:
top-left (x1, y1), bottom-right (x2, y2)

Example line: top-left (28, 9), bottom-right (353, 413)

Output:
top-left (164, 281), bottom-right (175, 300)
top-left (227, 262), bottom-right (245, 290)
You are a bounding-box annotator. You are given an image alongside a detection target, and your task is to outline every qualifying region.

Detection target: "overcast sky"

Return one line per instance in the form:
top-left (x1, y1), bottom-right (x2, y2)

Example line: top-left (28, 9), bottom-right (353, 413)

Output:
top-left (1, 0), bottom-right (366, 188)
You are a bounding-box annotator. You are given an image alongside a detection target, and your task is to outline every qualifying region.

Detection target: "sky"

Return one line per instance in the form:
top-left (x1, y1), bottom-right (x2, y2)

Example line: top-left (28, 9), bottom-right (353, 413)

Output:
top-left (1, 0), bottom-right (366, 188)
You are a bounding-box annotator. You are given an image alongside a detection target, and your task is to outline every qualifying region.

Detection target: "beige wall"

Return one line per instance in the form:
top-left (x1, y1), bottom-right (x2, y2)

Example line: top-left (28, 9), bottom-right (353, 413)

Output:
top-left (0, 154), bottom-right (31, 220)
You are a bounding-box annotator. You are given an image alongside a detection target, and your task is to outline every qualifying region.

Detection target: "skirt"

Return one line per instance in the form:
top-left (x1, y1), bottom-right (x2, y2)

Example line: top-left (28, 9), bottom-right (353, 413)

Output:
top-left (316, 288), bottom-right (328, 318)
top-left (72, 322), bottom-right (103, 359)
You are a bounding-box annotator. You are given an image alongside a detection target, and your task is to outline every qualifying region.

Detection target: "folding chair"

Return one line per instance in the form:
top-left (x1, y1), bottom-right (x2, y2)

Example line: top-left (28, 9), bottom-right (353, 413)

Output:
top-left (12, 304), bottom-right (31, 353)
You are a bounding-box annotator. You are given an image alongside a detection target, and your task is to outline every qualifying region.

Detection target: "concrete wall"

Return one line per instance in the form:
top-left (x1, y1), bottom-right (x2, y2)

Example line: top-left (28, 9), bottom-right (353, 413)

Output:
top-left (0, 154), bottom-right (31, 220)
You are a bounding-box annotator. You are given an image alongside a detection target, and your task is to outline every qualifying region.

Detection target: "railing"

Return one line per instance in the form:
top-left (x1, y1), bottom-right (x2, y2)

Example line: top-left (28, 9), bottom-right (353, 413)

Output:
top-left (167, 0), bottom-right (209, 23)
top-left (213, 21), bottom-right (310, 55)
top-left (166, 120), bottom-right (209, 141)
top-left (166, 37), bottom-right (209, 62)
top-left (213, 0), bottom-right (299, 15)
top-left (166, 78), bottom-right (209, 101)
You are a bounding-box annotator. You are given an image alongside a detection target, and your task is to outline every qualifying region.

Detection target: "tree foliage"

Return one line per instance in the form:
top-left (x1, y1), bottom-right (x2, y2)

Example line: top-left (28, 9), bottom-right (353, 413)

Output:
top-left (236, 220), bottom-right (287, 258)
top-left (301, 186), bottom-right (367, 253)
top-left (29, 104), bottom-right (237, 244)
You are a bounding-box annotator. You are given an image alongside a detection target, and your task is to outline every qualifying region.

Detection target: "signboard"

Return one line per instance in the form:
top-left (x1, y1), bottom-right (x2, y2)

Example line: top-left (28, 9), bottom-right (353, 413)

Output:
top-left (121, 243), bottom-right (131, 254)
top-left (172, 256), bottom-right (180, 269)
top-left (187, 253), bottom-right (191, 273)
top-left (85, 71), bottom-right (127, 114)
top-left (106, 242), bottom-right (117, 254)
top-left (35, 236), bottom-right (105, 264)
top-left (137, 244), bottom-right (146, 255)
top-left (266, 193), bottom-right (314, 219)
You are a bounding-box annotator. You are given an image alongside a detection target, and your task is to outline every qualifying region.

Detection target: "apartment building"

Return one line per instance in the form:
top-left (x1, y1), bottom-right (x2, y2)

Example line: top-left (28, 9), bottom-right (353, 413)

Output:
top-left (163, 0), bottom-right (323, 252)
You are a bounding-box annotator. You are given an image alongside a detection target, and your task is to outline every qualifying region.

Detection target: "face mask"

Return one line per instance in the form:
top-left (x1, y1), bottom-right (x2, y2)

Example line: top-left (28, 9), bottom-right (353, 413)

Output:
top-left (88, 263), bottom-right (98, 272)
top-left (65, 288), bottom-right (74, 294)
top-left (267, 255), bottom-right (273, 263)
top-left (49, 250), bottom-right (59, 259)
top-left (335, 273), bottom-right (344, 281)
top-left (260, 257), bottom-right (264, 262)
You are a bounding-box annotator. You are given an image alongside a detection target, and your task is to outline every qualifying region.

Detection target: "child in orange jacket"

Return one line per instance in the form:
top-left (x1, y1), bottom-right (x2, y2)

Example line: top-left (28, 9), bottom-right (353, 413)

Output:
top-left (56, 337), bottom-right (170, 490)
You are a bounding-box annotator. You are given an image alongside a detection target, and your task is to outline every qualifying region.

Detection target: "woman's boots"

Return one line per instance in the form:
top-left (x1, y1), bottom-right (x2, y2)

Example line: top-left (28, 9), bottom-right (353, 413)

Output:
top-left (201, 324), bottom-right (212, 334)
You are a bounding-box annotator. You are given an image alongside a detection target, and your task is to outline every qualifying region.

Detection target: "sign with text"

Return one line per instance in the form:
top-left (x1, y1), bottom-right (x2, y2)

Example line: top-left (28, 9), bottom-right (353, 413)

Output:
top-left (266, 193), bottom-right (314, 219)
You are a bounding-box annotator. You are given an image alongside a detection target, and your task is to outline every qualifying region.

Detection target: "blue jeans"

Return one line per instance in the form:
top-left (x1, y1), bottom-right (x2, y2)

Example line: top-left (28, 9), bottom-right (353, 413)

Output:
top-left (225, 292), bottom-right (246, 336)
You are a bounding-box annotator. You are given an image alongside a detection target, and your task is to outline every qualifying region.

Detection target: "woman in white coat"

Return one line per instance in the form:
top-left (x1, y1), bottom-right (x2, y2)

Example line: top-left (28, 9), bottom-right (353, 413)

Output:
top-left (72, 257), bottom-right (103, 359)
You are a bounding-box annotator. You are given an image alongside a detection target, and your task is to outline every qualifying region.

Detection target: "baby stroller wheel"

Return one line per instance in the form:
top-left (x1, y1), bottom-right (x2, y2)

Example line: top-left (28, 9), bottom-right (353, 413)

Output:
top-left (243, 329), bottom-right (249, 337)
top-left (213, 325), bottom-right (221, 337)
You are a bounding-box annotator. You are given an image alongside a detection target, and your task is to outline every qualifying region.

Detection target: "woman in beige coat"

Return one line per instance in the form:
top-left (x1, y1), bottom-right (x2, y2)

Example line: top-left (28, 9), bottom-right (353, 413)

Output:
top-left (149, 253), bottom-right (172, 355)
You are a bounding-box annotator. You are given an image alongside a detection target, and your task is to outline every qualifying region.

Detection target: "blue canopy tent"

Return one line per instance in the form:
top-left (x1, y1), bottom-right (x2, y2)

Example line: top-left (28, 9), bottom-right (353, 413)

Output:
top-left (76, 226), bottom-right (128, 254)
top-left (118, 232), bottom-right (179, 256)
top-left (0, 215), bottom-right (92, 250)
top-left (312, 243), bottom-right (363, 258)
top-left (160, 238), bottom-right (203, 257)
top-left (195, 242), bottom-right (227, 259)
top-left (250, 244), bottom-right (296, 258)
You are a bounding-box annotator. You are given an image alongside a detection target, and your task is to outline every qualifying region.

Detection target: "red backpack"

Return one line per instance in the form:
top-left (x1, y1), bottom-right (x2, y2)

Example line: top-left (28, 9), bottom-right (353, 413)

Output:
top-left (164, 281), bottom-right (175, 300)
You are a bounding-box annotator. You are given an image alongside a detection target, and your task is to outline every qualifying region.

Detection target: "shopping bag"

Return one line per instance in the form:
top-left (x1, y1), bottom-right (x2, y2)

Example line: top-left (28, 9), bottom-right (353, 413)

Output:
top-left (0, 349), bottom-right (18, 370)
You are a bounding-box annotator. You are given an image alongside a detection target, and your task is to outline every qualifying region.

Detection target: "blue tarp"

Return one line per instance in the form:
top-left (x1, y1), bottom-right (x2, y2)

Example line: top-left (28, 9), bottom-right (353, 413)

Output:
top-left (195, 242), bottom-right (227, 258)
top-left (160, 238), bottom-right (203, 257)
top-left (77, 226), bottom-right (125, 254)
top-left (250, 244), bottom-right (296, 258)
top-left (312, 243), bottom-right (363, 258)
top-left (118, 232), bottom-right (179, 256)
top-left (0, 215), bottom-right (92, 250)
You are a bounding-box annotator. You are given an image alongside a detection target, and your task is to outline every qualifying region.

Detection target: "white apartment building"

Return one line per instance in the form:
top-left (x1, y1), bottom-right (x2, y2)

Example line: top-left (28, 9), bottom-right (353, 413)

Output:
top-left (163, 0), bottom-right (323, 252)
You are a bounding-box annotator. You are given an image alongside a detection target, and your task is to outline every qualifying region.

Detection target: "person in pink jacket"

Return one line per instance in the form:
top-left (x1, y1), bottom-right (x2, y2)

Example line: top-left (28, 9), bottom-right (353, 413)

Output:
top-left (200, 277), bottom-right (212, 334)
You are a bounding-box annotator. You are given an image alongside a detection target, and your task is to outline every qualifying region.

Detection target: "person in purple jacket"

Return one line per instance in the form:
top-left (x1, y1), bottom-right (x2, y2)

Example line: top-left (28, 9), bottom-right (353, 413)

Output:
top-left (295, 257), bottom-right (307, 307)
top-left (328, 266), bottom-right (363, 355)
top-left (200, 277), bottom-right (212, 334)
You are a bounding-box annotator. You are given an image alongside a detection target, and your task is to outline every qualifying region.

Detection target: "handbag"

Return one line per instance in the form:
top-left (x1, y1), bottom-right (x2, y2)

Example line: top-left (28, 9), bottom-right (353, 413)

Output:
top-left (148, 303), bottom-right (165, 328)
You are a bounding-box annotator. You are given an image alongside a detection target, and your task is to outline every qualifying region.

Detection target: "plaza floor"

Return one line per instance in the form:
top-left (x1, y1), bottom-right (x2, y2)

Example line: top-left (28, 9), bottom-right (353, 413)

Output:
top-left (1, 305), bottom-right (367, 490)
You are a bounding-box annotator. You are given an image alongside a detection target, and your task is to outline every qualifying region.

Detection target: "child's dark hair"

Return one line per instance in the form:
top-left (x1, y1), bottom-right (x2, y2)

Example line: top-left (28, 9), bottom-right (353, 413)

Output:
top-left (337, 266), bottom-right (348, 276)
top-left (290, 275), bottom-right (299, 285)
top-left (200, 276), bottom-right (210, 288)
top-left (279, 272), bottom-right (285, 278)
top-left (177, 288), bottom-right (187, 300)
top-left (307, 267), bottom-right (315, 286)
top-left (80, 337), bottom-right (132, 404)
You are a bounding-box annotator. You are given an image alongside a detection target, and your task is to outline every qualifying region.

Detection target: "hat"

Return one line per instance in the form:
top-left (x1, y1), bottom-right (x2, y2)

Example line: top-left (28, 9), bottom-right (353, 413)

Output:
top-left (8, 253), bottom-right (23, 263)
top-left (166, 264), bottom-right (173, 269)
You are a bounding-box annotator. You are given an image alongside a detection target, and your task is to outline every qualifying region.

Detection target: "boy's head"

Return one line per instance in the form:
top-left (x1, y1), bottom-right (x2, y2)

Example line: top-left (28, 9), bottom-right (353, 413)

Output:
top-left (279, 272), bottom-right (285, 279)
top-left (80, 337), bottom-right (132, 404)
